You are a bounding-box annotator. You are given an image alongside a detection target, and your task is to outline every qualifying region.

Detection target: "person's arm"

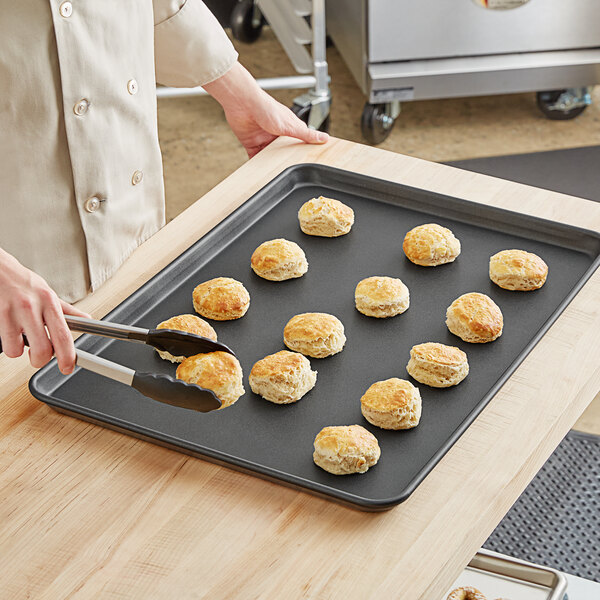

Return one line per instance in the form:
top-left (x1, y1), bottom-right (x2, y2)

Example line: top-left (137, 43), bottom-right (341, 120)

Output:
top-left (0, 248), bottom-right (90, 374)
top-left (153, 0), bottom-right (328, 157)
top-left (203, 62), bottom-right (327, 157)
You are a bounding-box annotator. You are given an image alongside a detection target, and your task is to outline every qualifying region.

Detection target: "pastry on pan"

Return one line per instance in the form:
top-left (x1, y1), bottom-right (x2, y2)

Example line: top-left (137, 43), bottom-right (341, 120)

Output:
top-left (403, 223), bottom-right (461, 266)
top-left (354, 275), bottom-right (410, 318)
top-left (406, 342), bottom-right (469, 388)
top-left (155, 314), bottom-right (217, 363)
top-left (192, 277), bottom-right (250, 321)
top-left (283, 312), bottom-right (346, 358)
top-left (489, 249), bottom-right (548, 291)
top-left (360, 378), bottom-right (422, 430)
top-left (298, 196), bottom-right (354, 237)
top-left (446, 587), bottom-right (487, 600)
top-left (251, 238), bottom-right (308, 281)
top-left (313, 425), bottom-right (380, 475)
top-left (249, 350), bottom-right (317, 404)
top-left (176, 351), bottom-right (244, 409)
top-left (446, 292), bottom-right (503, 343)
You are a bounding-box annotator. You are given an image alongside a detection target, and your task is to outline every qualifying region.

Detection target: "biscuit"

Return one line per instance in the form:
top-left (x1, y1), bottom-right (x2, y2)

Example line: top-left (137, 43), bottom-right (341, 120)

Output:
top-left (298, 196), bottom-right (354, 237)
top-left (360, 378), bottom-right (422, 430)
top-left (313, 425), bottom-right (380, 475)
top-left (355, 276), bottom-right (410, 318)
top-left (249, 350), bottom-right (317, 404)
top-left (193, 277), bottom-right (250, 321)
top-left (283, 312), bottom-right (346, 358)
top-left (446, 292), bottom-right (503, 343)
top-left (251, 238), bottom-right (308, 281)
top-left (407, 342), bottom-right (469, 387)
top-left (446, 587), bottom-right (487, 600)
top-left (155, 314), bottom-right (217, 363)
top-left (489, 249), bottom-right (548, 291)
top-left (176, 351), bottom-right (245, 409)
top-left (403, 223), bottom-right (461, 266)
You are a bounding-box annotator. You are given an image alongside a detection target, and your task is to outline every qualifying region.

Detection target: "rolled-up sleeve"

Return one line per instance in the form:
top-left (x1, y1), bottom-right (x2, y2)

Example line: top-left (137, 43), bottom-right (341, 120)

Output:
top-left (153, 0), bottom-right (238, 87)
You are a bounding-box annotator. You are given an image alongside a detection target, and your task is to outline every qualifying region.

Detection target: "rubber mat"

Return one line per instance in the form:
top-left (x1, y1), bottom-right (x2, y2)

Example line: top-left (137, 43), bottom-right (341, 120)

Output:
top-left (483, 431), bottom-right (600, 582)
top-left (448, 146), bottom-right (600, 204)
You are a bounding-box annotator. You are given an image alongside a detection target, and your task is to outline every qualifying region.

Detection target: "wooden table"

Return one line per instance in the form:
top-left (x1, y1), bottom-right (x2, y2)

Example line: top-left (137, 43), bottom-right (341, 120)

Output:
top-left (1, 138), bottom-right (599, 599)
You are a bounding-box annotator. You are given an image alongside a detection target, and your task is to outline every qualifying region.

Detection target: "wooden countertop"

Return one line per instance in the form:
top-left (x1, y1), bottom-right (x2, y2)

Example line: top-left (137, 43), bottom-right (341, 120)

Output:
top-left (1, 137), bottom-right (599, 599)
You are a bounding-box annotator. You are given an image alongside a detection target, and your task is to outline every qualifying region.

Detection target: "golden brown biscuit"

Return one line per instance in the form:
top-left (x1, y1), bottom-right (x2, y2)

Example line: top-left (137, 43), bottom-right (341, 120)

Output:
top-left (283, 312), bottom-right (346, 358)
top-left (447, 587), bottom-right (487, 600)
top-left (489, 249), bottom-right (548, 291)
top-left (192, 277), bottom-right (250, 321)
top-left (360, 378), bottom-right (422, 430)
top-left (355, 276), bottom-right (410, 318)
top-left (406, 342), bottom-right (469, 388)
top-left (298, 196), bottom-right (355, 237)
top-left (251, 238), bottom-right (308, 281)
top-left (155, 314), bottom-right (218, 363)
top-left (313, 425), bottom-right (380, 475)
top-left (403, 223), bottom-right (461, 266)
top-left (249, 350), bottom-right (317, 404)
top-left (446, 292), bottom-right (503, 343)
top-left (176, 351), bottom-right (244, 409)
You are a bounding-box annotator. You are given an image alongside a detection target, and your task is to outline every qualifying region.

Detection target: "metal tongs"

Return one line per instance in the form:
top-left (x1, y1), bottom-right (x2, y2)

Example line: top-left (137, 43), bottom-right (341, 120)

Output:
top-left (1, 315), bottom-right (235, 412)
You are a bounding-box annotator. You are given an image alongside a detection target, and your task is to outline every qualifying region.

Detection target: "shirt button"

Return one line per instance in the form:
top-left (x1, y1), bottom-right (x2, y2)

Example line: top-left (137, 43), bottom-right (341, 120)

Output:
top-left (59, 1), bottom-right (73, 17)
top-left (73, 99), bottom-right (89, 116)
top-left (127, 79), bottom-right (138, 95)
top-left (131, 170), bottom-right (144, 185)
top-left (84, 196), bottom-right (101, 213)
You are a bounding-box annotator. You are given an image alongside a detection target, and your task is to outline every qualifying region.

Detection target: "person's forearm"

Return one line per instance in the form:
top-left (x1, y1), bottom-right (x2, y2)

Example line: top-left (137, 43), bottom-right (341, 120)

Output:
top-left (203, 62), bottom-right (260, 113)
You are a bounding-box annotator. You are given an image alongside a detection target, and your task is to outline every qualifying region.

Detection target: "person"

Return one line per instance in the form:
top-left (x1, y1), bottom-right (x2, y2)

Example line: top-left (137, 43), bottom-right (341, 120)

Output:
top-left (0, 1), bottom-right (328, 376)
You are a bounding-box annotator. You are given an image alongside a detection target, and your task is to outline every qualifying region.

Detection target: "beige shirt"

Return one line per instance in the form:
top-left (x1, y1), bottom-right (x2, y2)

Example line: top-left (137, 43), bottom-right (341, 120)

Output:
top-left (0, 0), bottom-right (238, 302)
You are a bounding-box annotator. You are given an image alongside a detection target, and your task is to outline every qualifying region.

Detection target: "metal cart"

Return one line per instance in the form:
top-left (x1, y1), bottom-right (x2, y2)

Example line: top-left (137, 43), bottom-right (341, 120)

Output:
top-left (326, 0), bottom-right (600, 144)
top-left (157, 0), bottom-right (331, 132)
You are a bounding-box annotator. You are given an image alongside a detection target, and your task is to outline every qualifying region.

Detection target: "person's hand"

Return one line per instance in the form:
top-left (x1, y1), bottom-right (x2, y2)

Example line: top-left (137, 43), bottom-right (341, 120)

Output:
top-left (0, 249), bottom-right (91, 374)
top-left (204, 62), bottom-right (329, 157)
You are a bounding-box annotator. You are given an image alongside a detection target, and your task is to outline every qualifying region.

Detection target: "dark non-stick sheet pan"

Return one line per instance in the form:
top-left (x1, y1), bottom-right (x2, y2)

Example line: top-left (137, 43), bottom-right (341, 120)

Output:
top-left (29, 164), bottom-right (600, 511)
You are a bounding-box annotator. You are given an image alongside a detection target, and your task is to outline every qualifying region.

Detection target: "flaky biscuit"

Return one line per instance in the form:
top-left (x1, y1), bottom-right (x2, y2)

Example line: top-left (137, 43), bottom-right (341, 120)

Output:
top-left (192, 277), bottom-right (250, 321)
top-left (360, 378), bottom-right (422, 430)
top-left (313, 425), bottom-right (380, 475)
top-left (155, 314), bottom-right (218, 363)
top-left (403, 223), bottom-right (461, 266)
top-left (298, 196), bottom-right (354, 237)
top-left (446, 587), bottom-right (487, 600)
top-left (489, 249), bottom-right (548, 291)
top-left (446, 292), bottom-right (503, 343)
top-left (249, 350), bottom-right (317, 404)
top-left (251, 238), bottom-right (308, 281)
top-left (176, 351), bottom-right (244, 409)
top-left (355, 276), bottom-right (410, 318)
top-left (407, 342), bottom-right (469, 387)
top-left (283, 312), bottom-right (346, 358)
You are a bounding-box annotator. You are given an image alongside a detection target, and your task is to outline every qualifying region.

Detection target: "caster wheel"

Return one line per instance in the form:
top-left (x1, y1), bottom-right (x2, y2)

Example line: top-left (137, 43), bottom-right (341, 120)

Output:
top-left (361, 103), bottom-right (396, 145)
top-left (231, 0), bottom-right (264, 44)
top-left (537, 90), bottom-right (588, 120)
top-left (291, 103), bottom-right (330, 133)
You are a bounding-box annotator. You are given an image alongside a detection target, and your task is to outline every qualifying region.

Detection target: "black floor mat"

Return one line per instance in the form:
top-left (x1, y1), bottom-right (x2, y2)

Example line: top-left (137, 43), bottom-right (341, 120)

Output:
top-left (483, 430), bottom-right (600, 581)
top-left (448, 146), bottom-right (600, 204)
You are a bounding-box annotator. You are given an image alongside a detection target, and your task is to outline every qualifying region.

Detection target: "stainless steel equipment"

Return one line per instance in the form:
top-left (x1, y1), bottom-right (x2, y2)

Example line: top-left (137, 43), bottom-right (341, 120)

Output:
top-left (157, 0), bottom-right (331, 131)
top-left (326, 0), bottom-right (600, 143)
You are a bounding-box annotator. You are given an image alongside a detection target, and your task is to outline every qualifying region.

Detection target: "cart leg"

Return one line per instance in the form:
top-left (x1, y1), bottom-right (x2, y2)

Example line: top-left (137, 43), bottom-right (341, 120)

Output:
top-left (292, 0), bottom-right (331, 131)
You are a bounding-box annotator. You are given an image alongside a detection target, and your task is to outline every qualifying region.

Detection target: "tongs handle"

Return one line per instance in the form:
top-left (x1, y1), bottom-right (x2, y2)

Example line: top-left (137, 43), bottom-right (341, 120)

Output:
top-left (64, 315), bottom-right (148, 342)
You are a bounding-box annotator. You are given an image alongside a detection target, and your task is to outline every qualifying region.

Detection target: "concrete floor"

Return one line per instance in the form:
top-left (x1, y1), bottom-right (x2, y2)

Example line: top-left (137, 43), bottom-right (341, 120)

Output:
top-left (156, 29), bottom-right (600, 434)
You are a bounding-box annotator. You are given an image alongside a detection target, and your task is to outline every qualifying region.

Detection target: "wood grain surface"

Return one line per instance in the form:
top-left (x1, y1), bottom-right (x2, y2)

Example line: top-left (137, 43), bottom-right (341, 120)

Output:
top-left (1, 137), bottom-right (599, 599)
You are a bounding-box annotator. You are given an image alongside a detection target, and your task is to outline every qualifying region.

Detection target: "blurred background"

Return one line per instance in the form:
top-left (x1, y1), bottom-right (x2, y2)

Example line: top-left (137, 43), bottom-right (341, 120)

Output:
top-left (158, 0), bottom-right (600, 224)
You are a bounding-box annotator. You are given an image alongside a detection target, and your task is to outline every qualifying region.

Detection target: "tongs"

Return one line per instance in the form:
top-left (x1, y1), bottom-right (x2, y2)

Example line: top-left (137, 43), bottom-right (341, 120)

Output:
top-left (1, 315), bottom-right (235, 412)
